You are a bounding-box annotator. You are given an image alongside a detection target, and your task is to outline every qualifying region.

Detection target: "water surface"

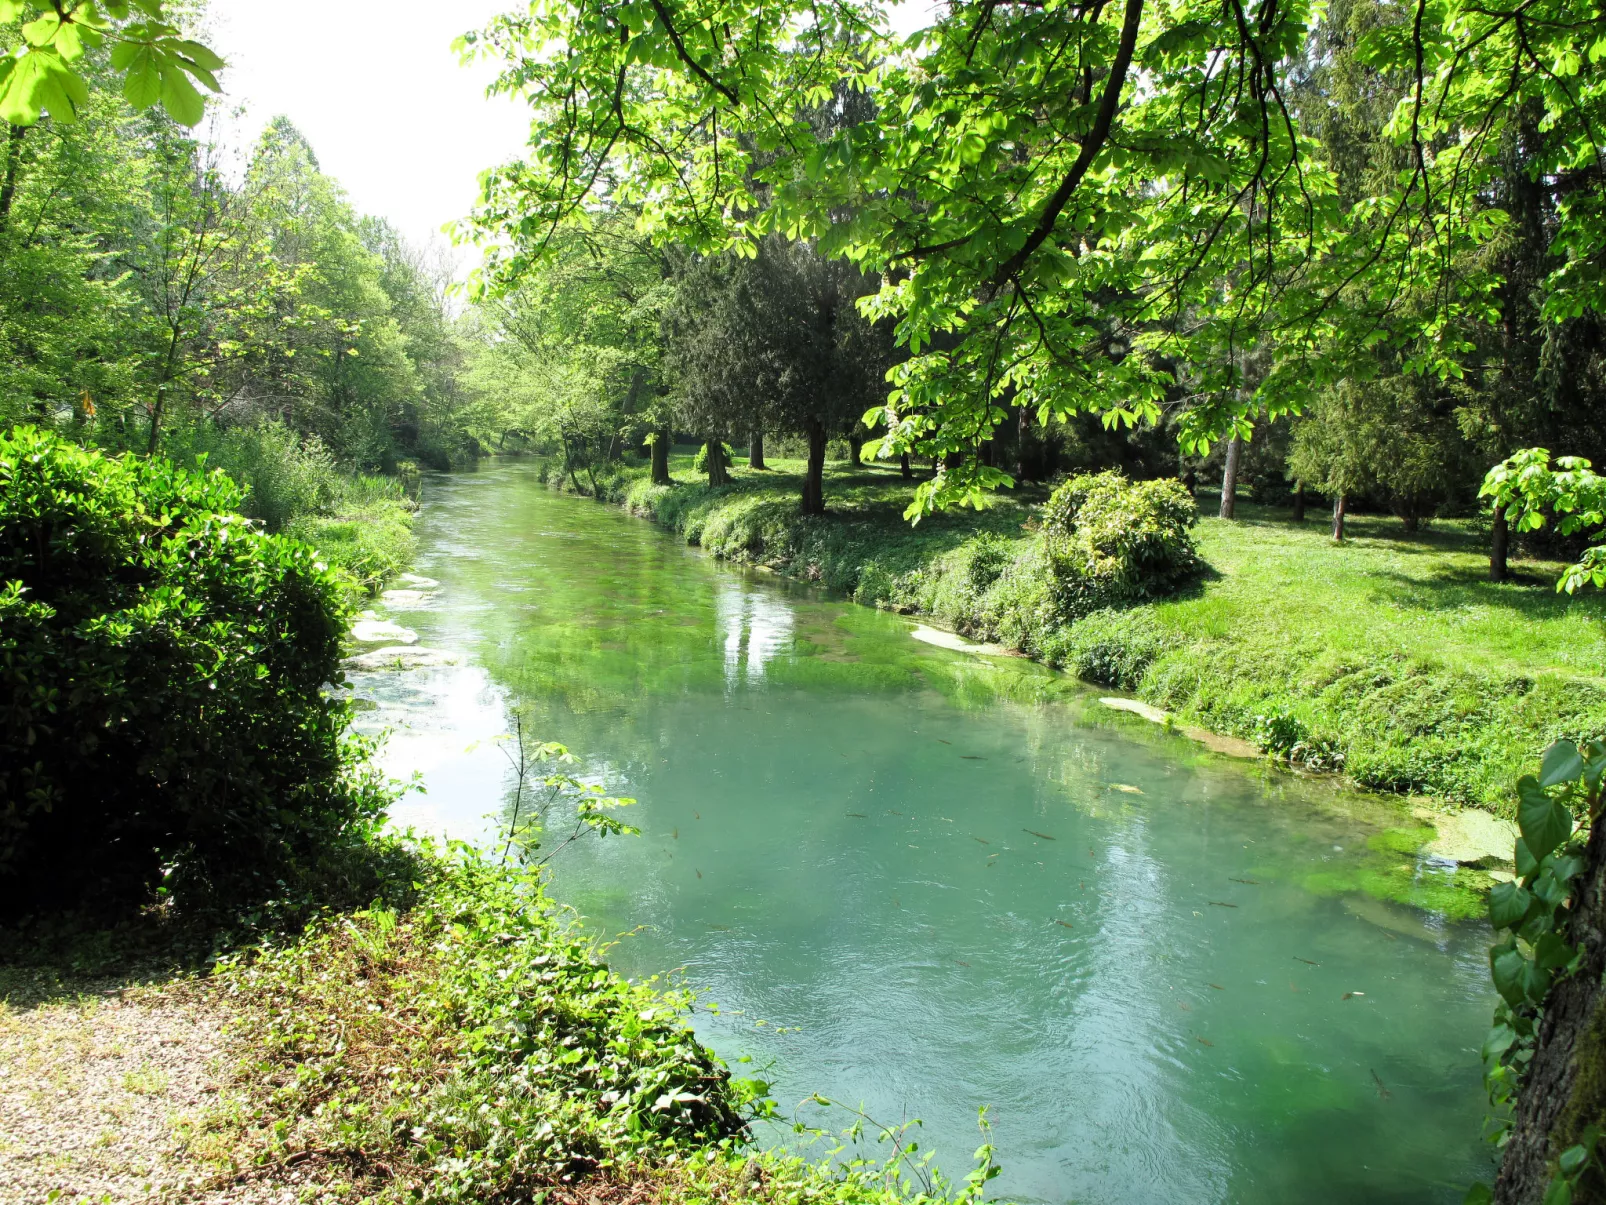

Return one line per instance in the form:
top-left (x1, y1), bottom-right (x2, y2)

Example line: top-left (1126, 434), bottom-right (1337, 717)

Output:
top-left (350, 461), bottom-right (1498, 1204)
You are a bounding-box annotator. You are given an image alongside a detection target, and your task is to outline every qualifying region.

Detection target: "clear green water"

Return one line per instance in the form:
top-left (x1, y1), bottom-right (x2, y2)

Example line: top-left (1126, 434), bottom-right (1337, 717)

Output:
top-left (351, 461), bottom-right (1498, 1204)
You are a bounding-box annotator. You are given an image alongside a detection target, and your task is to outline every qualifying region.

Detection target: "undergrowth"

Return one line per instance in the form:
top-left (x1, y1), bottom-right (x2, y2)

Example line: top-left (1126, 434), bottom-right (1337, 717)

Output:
top-left (183, 845), bottom-right (1001, 1205)
top-left (541, 454), bottom-right (1606, 815)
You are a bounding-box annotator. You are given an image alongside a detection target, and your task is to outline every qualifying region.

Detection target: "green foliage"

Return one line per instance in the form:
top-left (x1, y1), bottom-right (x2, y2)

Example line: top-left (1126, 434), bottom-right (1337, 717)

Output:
top-left (0, 2), bottom-right (221, 128)
top-left (1473, 739), bottom-right (1606, 1202)
top-left (1483, 449), bottom-right (1606, 593)
top-left (201, 846), bottom-right (1006, 1205)
top-left (208, 848), bottom-right (752, 1201)
top-left (1039, 472), bottom-right (1201, 621)
top-left (0, 426), bottom-right (390, 921)
top-left (692, 440), bottom-right (734, 475)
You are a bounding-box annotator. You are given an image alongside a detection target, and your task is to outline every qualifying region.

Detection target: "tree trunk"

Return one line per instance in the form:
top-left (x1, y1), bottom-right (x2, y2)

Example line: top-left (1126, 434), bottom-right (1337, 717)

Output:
top-left (0, 124), bottom-right (25, 236)
top-left (749, 430), bottom-right (766, 470)
top-left (1332, 493), bottom-right (1347, 541)
top-left (900, 453), bottom-right (912, 481)
top-left (1219, 434), bottom-right (1243, 519)
top-left (1494, 821), bottom-right (1606, 1205)
top-left (1292, 481), bottom-right (1306, 522)
top-left (847, 433), bottom-right (864, 467)
top-left (1015, 406), bottom-right (1031, 482)
top-left (703, 437), bottom-right (730, 487)
top-left (801, 421), bottom-right (827, 515)
top-left (980, 439), bottom-right (995, 468)
top-left (1492, 504), bottom-right (1510, 582)
top-left (650, 429), bottom-right (671, 485)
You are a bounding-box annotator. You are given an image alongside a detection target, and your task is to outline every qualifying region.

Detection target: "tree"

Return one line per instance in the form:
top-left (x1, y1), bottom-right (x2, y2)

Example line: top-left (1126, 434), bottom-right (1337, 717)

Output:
top-left (662, 237), bottom-right (895, 513)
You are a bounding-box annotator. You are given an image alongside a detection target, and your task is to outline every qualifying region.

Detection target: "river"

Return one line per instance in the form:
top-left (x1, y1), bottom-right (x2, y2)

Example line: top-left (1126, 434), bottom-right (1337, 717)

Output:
top-left (347, 460), bottom-right (1498, 1203)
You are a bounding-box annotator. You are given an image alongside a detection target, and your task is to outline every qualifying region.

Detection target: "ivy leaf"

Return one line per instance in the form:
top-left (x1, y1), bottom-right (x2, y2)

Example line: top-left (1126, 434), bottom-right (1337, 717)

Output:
top-left (1488, 881), bottom-right (1533, 930)
top-left (1481, 1023), bottom-right (1518, 1062)
top-left (1491, 945), bottom-right (1529, 1008)
top-left (1534, 932), bottom-right (1577, 972)
top-left (1518, 776), bottom-right (1573, 863)
top-left (1540, 739), bottom-right (1584, 788)
top-left (1543, 1175), bottom-right (1573, 1205)
top-left (1516, 837), bottom-right (1540, 880)
top-left (1463, 1184), bottom-right (1493, 1205)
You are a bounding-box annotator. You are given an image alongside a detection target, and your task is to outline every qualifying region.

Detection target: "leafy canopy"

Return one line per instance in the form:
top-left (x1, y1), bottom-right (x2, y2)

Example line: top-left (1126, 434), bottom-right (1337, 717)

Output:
top-left (463, 0), bottom-right (1604, 513)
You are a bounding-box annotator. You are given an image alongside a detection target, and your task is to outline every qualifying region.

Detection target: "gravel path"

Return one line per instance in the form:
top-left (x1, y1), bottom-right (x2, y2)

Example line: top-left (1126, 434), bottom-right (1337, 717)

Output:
top-left (0, 980), bottom-right (232, 1205)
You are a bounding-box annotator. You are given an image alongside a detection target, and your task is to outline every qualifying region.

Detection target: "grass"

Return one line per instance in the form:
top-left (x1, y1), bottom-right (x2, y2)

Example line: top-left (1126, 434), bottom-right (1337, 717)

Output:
top-left (551, 451), bottom-right (1606, 815)
top-left (288, 471), bottom-right (419, 602)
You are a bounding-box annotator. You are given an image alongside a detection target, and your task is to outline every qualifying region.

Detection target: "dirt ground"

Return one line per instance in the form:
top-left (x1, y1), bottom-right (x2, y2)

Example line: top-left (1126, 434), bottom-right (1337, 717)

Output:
top-left (0, 974), bottom-right (275, 1205)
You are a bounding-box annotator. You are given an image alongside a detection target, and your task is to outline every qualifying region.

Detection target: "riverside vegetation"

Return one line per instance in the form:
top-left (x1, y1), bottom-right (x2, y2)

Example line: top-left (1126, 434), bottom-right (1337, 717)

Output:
top-left (6, 0), bottom-right (1606, 1200)
top-left (543, 450), bottom-right (1606, 819)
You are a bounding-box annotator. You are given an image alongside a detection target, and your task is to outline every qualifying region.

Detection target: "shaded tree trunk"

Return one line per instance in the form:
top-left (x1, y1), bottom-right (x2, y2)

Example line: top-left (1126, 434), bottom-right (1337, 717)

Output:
top-left (1332, 493), bottom-right (1347, 541)
top-left (1492, 504), bottom-right (1510, 582)
top-left (980, 439), bottom-right (995, 468)
top-left (749, 430), bottom-right (765, 470)
top-left (703, 437), bottom-right (730, 486)
top-left (1219, 434), bottom-right (1242, 519)
top-left (650, 429), bottom-right (671, 485)
top-left (1016, 406), bottom-right (1031, 482)
top-left (1495, 820), bottom-right (1606, 1205)
top-left (1292, 481), bottom-right (1306, 522)
top-left (847, 433), bottom-right (864, 467)
top-left (801, 420), bottom-right (827, 515)
top-left (900, 453), bottom-right (912, 481)
top-left (0, 124), bottom-right (25, 236)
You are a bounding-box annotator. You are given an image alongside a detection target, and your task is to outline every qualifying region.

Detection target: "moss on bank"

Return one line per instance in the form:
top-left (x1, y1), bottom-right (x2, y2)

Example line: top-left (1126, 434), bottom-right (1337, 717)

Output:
top-left (547, 453), bottom-right (1606, 816)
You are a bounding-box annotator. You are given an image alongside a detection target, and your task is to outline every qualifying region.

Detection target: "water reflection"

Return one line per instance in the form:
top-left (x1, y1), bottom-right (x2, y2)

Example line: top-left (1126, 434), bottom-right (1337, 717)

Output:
top-left (717, 579), bottom-right (796, 687)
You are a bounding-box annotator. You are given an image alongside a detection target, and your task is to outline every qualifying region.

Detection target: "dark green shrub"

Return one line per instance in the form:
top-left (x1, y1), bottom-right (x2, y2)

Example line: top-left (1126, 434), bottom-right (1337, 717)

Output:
top-left (1052, 607), bottom-right (1175, 689)
top-left (0, 426), bottom-right (390, 922)
top-left (1041, 471), bottom-right (1200, 619)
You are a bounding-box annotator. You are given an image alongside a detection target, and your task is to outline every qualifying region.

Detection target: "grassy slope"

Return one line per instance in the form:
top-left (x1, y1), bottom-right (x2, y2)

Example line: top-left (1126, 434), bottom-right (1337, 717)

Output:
top-left (566, 452), bottom-right (1606, 815)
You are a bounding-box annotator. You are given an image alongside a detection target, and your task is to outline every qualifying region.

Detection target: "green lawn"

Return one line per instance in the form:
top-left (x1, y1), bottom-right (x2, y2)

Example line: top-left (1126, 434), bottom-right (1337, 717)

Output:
top-left (555, 451), bottom-right (1606, 814)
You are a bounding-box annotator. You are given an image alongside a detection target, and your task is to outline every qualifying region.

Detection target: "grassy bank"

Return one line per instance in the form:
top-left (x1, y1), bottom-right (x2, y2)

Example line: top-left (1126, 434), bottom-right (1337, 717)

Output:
top-left (3, 849), bottom-right (995, 1205)
top-left (553, 452), bottom-right (1606, 816)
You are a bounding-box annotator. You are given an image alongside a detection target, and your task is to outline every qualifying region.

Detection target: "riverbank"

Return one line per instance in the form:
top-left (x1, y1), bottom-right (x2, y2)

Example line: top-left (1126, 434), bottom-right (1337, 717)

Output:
top-left (0, 850), bottom-right (985, 1205)
top-left (550, 452), bottom-right (1606, 816)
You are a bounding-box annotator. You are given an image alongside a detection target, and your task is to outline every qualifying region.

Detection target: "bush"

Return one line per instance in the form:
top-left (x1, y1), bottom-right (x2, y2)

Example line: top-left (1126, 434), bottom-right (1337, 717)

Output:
top-left (691, 441), bottom-right (734, 474)
top-left (1041, 471), bottom-right (1200, 620)
top-left (0, 426), bottom-right (390, 922)
top-left (1050, 607), bottom-right (1176, 688)
top-left (199, 419), bottom-right (340, 532)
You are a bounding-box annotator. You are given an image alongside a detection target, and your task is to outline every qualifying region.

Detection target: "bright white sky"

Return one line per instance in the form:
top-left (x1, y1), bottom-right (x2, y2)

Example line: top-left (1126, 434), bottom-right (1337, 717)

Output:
top-left (207, 1), bottom-right (531, 259)
top-left (206, 1), bottom-right (941, 268)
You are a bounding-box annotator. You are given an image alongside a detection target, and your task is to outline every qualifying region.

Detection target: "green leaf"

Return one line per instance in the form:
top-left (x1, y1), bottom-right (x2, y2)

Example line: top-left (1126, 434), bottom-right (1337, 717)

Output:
top-left (1559, 1144), bottom-right (1590, 1177)
top-left (1481, 1023), bottom-right (1518, 1061)
top-left (1518, 776), bottom-right (1573, 863)
top-left (157, 61), bottom-right (204, 126)
top-left (122, 51), bottom-right (159, 110)
top-left (1534, 931), bottom-right (1577, 972)
top-left (0, 2), bottom-right (28, 23)
top-left (1541, 740), bottom-right (1584, 788)
top-left (1491, 945), bottom-right (1529, 1008)
top-left (1543, 1175), bottom-right (1573, 1205)
top-left (1463, 1184), bottom-right (1493, 1205)
top-left (1516, 837), bottom-right (1539, 880)
top-left (1488, 881), bottom-right (1533, 930)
